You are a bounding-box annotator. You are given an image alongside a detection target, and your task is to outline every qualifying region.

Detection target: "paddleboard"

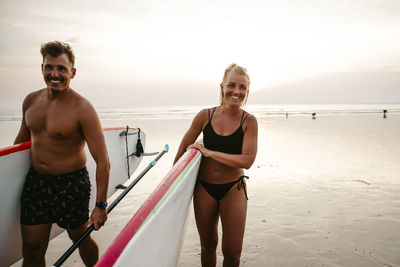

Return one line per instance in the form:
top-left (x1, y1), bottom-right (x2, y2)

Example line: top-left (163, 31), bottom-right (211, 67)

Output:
top-left (0, 127), bottom-right (145, 266)
top-left (96, 148), bottom-right (202, 267)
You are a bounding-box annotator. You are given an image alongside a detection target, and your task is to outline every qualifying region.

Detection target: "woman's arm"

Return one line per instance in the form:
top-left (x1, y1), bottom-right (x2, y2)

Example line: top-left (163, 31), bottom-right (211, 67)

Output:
top-left (189, 114), bottom-right (258, 169)
top-left (173, 109), bottom-right (208, 164)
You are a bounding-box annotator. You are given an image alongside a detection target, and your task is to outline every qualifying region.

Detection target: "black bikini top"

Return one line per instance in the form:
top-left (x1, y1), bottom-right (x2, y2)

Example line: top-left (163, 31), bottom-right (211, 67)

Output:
top-left (203, 107), bottom-right (249, 154)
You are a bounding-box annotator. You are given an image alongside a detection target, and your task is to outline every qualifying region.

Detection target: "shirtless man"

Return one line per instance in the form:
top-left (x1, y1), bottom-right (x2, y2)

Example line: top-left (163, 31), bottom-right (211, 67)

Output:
top-left (14, 41), bottom-right (110, 267)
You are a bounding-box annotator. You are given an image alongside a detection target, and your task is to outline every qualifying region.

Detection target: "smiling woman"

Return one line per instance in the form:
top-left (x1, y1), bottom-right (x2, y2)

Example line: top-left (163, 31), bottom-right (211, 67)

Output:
top-left (174, 63), bottom-right (258, 267)
top-left (219, 64), bottom-right (250, 107)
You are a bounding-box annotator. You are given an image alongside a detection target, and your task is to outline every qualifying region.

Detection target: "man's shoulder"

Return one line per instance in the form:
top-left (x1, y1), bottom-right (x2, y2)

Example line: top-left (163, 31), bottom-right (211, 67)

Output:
top-left (68, 89), bottom-right (98, 120)
top-left (69, 89), bottom-right (94, 109)
top-left (22, 89), bottom-right (45, 108)
top-left (26, 88), bottom-right (45, 99)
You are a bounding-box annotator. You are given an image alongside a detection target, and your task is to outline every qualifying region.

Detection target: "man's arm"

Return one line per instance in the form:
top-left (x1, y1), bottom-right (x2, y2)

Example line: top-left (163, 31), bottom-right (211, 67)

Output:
top-left (79, 100), bottom-right (110, 230)
top-left (14, 95), bottom-right (32, 144)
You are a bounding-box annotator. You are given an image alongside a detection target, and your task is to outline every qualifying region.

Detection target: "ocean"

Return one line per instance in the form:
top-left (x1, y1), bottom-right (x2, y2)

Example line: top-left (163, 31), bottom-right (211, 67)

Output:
top-left (2, 104), bottom-right (400, 121)
top-left (1, 104), bottom-right (400, 147)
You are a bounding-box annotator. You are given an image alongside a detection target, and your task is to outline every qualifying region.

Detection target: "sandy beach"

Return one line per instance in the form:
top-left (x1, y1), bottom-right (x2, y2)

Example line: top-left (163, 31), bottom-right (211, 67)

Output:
top-left (3, 110), bottom-right (400, 267)
top-left (178, 113), bottom-right (400, 267)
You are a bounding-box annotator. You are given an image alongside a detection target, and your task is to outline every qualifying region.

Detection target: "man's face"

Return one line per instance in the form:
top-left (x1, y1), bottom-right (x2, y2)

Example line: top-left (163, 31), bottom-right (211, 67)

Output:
top-left (42, 54), bottom-right (76, 93)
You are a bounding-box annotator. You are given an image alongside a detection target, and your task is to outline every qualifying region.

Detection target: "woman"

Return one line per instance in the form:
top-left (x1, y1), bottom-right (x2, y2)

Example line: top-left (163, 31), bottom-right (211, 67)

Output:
top-left (174, 63), bottom-right (258, 267)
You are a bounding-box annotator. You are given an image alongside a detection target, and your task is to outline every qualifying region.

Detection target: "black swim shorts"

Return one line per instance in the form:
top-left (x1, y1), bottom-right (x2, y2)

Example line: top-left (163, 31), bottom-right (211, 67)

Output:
top-left (20, 167), bottom-right (91, 229)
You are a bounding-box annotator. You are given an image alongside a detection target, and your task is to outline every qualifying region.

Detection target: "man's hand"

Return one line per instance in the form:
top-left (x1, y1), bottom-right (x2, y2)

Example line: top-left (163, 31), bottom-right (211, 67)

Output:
top-left (89, 207), bottom-right (108, 230)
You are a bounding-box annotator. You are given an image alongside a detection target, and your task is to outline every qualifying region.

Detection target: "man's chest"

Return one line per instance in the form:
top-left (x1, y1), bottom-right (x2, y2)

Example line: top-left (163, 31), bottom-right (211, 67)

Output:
top-left (25, 101), bottom-right (80, 138)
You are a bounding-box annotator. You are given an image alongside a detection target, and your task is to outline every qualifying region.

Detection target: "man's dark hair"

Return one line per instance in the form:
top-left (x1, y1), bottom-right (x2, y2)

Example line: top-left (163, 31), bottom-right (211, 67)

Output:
top-left (40, 41), bottom-right (75, 66)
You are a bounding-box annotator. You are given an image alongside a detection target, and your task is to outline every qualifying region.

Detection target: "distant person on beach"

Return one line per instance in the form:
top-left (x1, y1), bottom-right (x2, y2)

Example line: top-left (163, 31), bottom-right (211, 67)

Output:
top-left (312, 112), bottom-right (316, 119)
top-left (14, 41), bottom-right (110, 267)
top-left (174, 63), bottom-right (258, 267)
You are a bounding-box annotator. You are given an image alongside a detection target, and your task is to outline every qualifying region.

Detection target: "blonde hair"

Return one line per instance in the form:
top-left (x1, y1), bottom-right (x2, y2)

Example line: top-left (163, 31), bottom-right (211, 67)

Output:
top-left (220, 63), bottom-right (250, 107)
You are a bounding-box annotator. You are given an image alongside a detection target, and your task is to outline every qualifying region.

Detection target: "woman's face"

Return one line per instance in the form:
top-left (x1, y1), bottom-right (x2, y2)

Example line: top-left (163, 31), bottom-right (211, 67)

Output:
top-left (220, 72), bottom-right (249, 107)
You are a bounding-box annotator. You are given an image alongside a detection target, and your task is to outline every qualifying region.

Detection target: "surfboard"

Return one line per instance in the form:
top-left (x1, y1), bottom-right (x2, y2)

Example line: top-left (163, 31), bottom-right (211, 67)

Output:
top-left (0, 127), bottom-right (145, 266)
top-left (96, 148), bottom-right (202, 267)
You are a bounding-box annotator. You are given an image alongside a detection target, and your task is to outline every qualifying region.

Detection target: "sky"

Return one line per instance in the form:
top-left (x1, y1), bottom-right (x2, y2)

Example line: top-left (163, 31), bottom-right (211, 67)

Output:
top-left (1, 0), bottom-right (400, 108)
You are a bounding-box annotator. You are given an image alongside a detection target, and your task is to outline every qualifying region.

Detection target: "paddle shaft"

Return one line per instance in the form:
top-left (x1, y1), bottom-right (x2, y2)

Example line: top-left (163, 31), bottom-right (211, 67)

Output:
top-left (52, 145), bottom-right (168, 267)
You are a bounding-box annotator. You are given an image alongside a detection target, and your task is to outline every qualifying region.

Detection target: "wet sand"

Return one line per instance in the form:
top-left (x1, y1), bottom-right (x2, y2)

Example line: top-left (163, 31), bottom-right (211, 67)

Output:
top-left (179, 114), bottom-right (400, 267)
top-left (5, 113), bottom-right (400, 267)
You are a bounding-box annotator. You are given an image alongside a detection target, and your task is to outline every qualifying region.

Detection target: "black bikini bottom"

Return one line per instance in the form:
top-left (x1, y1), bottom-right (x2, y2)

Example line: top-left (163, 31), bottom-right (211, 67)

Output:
top-left (198, 176), bottom-right (249, 201)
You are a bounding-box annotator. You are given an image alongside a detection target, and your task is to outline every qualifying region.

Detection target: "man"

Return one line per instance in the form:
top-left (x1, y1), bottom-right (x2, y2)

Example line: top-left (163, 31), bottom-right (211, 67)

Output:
top-left (14, 41), bottom-right (110, 267)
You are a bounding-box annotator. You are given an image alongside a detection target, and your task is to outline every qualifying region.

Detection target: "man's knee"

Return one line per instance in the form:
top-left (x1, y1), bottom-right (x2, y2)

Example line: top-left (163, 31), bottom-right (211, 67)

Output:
top-left (67, 222), bottom-right (89, 242)
top-left (77, 237), bottom-right (99, 267)
top-left (21, 224), bottom-right (52, 265)
top-left (22, 239), bottom-right (47, 262)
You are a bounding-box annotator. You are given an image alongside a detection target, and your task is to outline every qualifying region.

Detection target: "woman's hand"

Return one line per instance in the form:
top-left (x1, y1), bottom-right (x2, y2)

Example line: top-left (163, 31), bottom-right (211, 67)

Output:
top-left (188, 141), bottom-right (211, 157)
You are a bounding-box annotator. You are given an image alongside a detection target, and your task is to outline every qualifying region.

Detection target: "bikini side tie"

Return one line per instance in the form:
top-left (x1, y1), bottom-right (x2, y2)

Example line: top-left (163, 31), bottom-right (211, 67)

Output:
top-left (238, 175), bottom-right (249, 200)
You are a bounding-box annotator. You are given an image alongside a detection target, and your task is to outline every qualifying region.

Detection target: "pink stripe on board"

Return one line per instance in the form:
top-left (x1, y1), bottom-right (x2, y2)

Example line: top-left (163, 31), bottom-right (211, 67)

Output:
top-left (96, 148), bottom-right (198, 267)
top-left (0, 141), bottom-right (31, 156)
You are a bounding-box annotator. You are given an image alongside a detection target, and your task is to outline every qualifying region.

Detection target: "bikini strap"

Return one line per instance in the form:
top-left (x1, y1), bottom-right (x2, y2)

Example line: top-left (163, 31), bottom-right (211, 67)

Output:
top-left (209, 107), bottom-right (217, 121)
top-left (238, 175), bottom-right (249, 200)
top-left (240, 111), bottom-right (249, 126)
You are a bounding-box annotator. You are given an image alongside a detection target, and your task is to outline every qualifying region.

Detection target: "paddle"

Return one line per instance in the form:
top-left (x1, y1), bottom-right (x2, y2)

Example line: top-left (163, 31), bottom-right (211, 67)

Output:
top-left (52, 144), bottom-right (169, 267)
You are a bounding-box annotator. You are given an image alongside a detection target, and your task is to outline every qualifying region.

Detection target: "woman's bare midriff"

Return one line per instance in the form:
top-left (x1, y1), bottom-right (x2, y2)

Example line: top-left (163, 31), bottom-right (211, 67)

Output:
top-left (198, 157), bottom-right (244, 184)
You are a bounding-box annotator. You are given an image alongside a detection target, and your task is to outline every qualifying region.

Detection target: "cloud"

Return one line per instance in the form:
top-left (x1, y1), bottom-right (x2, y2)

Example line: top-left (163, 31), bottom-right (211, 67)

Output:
top-left (1, 0), bottom-right (400, 107)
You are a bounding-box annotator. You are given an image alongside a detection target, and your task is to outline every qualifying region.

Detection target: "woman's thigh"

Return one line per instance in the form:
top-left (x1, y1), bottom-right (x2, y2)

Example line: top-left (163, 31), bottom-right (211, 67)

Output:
top-left (219, 184), bottom-right (248, 254)
top-left (193, 182), bottom-right (220, 244)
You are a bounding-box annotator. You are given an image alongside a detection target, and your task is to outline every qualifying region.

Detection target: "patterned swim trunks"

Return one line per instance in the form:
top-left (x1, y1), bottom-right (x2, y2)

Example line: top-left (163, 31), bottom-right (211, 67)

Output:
top-left (20, 167), bottom-right (91, 229)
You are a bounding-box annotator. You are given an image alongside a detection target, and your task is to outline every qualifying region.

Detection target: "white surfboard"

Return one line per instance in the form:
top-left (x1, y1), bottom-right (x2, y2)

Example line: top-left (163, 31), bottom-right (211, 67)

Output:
top-left (0, 127), bottom-right (145, 266)
top-left (96, 148), bottom-right (202, 267)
